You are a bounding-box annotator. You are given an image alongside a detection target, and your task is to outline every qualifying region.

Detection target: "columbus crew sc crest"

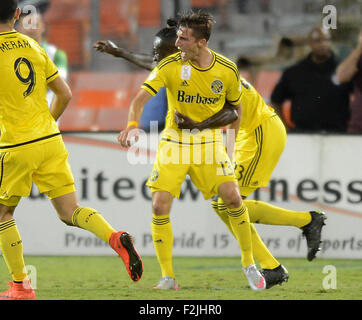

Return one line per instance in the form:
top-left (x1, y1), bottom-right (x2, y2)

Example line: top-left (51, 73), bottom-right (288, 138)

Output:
top-left (211, 80), bottom-right (224, 94)
top-left (149, 169), bottom-right (159, 182)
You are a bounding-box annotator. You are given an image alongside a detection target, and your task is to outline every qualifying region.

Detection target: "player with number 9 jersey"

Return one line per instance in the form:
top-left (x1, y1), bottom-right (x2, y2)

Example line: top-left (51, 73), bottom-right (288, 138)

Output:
top-left (0, 29), bottom-right (72, 205)
top-left (0, 30), bottom-right (59, 147)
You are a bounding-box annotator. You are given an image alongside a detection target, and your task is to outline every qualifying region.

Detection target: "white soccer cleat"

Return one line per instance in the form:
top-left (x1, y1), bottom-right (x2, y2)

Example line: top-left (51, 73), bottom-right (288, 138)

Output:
top-left (243, 264), bottom-right (266, 291)
top-left (153, 276), bottom-right (179, 290)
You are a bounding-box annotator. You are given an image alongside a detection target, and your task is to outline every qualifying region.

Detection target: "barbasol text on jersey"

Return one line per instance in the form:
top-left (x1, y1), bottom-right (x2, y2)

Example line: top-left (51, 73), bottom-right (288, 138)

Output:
top-left (177, 90), bottom-right (220, 104)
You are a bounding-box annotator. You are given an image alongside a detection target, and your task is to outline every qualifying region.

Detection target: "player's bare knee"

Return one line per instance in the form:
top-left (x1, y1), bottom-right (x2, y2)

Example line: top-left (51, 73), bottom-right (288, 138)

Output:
top-left (223, 193), bottom-right (242, 209)
top-left (0, 205), bottom-right (16, 222)
top-left (152, 200), bottom-right (170, 216)
top-left (151, 191), bottom-right (173, 215)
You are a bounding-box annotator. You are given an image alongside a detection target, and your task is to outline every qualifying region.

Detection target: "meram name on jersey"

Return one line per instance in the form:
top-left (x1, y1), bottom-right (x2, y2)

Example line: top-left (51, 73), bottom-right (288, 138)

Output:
top-left (177, 90), bottom-right (220, 105)
top-left (0, 39), bottom-right (31, 53)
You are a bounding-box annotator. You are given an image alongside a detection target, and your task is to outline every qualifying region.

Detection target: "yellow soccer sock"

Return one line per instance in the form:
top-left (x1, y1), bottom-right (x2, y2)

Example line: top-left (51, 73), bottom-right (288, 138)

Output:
top-left (72, 207), bottom-right (116, 243)
top-left (250, 224), bottom-right (280, 270)
top-left (151, 214), bottom-right (175, 278)
top-left (245, 200), bottom-right (311, 228)
top-left (0, 219), bottom-right (28, 282)
top-left (215, 199), bottom-right (279, 268)
top-left (211, 197), bottom-right (236, 237)
top-left (227, 203), bottom-right (254, 267)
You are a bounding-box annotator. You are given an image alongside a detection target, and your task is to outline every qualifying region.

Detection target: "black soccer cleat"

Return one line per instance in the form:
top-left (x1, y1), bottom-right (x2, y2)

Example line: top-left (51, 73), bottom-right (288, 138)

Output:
top-left (260, 265), bottom-right (289, 289)
top-left (301, 211), bottom-right (327, 261)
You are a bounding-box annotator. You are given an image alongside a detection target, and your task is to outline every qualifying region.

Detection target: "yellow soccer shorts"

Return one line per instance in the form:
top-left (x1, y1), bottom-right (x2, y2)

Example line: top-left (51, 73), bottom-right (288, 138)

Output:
top-left (0, 135), bottom-right (75, 206)
top-left (234, 115), bottom-right (287, 197)
top-left (146, 138), bottom-right (237, 199)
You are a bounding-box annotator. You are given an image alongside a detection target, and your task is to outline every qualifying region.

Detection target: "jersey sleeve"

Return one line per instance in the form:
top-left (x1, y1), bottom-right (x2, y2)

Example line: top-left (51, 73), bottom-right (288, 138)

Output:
top-left (141, 66), bottom-right (166, 96)
top-left (225, 68), bottom-right (242, 105)
top-left (44, 50), bottom-right (59, 84)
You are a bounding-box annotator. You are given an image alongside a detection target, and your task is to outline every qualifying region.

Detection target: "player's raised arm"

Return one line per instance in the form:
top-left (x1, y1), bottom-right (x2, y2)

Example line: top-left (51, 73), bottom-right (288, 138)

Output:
top-left (118, 88), bottom-right (153, 147)
top-left (93, 40), bottom-right (154, 71)
top-left (335, 30), bottom-right (362, 83)
top-left (47, 76), bottom-right (72, 121)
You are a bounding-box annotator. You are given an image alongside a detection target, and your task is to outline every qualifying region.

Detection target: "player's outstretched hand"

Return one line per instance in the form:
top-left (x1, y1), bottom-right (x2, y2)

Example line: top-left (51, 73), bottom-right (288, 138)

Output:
top-left (118, 126), bottom-right (139, 148)
top-left (93, 40), bottom-right (119, 56)
top-left (174, 110), bottom-right (199, 130)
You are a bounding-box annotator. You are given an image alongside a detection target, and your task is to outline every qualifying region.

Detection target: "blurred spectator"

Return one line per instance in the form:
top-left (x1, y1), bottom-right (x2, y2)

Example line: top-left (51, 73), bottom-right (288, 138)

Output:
top-left (236, 0), bottom-right (249, 13)
top-left (271, 26), bottom-right (353, 133)
top-left (216, 0), bottom-right (230, 31)
top-left (190, 0), bottom-right (230, 30)
top-left (336, 30), bottom-right (362, 134)
top-left (236, 37), bottom-right (296, 84)
top-left (16, 11), bottom-right (68, 106)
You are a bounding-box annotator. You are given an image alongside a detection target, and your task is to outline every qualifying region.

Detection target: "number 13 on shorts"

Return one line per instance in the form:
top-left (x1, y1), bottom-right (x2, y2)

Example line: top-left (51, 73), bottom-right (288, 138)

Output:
top-left (217, 160), bottom-right (234, 176)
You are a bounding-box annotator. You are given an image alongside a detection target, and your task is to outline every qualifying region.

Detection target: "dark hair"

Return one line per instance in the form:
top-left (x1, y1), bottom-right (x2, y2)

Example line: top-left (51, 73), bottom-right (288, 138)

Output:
top-left (155, 18), bottom-right (177, 43)
top-left (177, 10), bottom-right (215, 41)
top-left (153, 18), bottom-right (178, 61)
top-left (0, 0), bottom-right (18, 23)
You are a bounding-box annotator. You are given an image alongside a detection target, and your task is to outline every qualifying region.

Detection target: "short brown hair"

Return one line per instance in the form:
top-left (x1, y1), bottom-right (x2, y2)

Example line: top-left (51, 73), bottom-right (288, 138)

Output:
top-left (178, 10), bottom-right (215, 41)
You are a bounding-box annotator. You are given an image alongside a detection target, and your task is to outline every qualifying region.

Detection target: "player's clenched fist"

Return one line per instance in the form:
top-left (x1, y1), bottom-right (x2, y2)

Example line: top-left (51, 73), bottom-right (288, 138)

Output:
top-left (118, 126), bottom-right (139, 148)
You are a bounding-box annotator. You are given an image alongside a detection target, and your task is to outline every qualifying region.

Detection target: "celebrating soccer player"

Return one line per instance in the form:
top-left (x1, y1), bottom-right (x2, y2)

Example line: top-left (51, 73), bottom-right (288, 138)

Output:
top-left (119, 10), bottom-right (267, 291)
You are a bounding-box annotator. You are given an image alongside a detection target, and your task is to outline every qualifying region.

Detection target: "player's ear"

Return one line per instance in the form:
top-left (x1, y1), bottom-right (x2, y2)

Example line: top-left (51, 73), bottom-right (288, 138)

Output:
top-left (198, 38), bottom-right (207, 47)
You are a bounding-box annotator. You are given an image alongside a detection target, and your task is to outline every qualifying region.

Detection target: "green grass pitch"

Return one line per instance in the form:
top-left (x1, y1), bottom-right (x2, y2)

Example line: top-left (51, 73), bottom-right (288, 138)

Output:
top-left (0, 256), bottom-right (361, 300)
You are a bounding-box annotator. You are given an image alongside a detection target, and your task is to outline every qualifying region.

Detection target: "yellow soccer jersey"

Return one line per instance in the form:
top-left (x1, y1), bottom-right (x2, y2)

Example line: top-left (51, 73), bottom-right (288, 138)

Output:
top-left (0, 31), bottom-right (60, 148)
top-left (142, 50), bottom-right (242, 142)
top-left (237, 76), bottom-right (276, 137)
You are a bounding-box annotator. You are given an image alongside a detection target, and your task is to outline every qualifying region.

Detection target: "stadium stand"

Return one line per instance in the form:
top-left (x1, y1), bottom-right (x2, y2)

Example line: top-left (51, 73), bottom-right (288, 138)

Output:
top-left (59, 71), bottom-right (147, 131)
top-left (44, 0), bottom-right (90, 69)
top-left (138, 0), bottom-right (161, 27)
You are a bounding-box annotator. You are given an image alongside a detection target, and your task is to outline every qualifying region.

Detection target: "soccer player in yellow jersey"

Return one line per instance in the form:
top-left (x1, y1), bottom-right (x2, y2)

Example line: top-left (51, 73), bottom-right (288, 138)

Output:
top-left (0, 0), bottom-right (142, 300)
top-left (175, 48), bottom-right (327, 288)
top-left (119, 11), bottom-right (267, 291)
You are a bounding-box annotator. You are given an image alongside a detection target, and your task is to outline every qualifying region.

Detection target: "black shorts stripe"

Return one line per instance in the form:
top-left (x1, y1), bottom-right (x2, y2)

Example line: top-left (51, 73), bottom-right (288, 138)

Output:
top-left (0, 152), bottom-right (6, 189)
top-left (242, 126), bottom-right (262, 186)
top-left (241, 125), bottom-right (263, 187)
top-left (0, 133), bottom-right (61, 150)
top-left (160, 138), bottom-right (215, 145)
